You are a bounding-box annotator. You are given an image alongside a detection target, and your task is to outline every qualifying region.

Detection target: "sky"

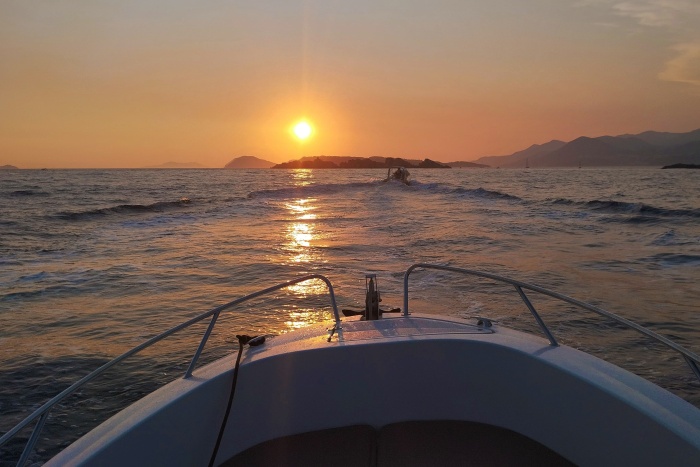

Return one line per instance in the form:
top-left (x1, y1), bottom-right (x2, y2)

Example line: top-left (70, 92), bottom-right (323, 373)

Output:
top-left (1, 0), bottom-right (699, 168)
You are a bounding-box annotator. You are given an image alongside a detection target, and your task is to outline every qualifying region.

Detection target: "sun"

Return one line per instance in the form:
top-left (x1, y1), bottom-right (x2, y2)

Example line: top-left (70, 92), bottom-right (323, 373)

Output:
top-left (293, 121), bottom-right (313, 140)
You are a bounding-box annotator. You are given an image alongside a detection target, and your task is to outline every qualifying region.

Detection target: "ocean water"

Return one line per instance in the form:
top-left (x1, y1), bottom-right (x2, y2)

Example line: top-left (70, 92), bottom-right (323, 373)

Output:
top-left (1, 167), bottom-right (699, 463)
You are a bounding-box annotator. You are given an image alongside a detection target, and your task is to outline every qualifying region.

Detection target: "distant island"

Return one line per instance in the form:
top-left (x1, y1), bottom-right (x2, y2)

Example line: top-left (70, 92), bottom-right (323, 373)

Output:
top-left (1, 164), bottom-right (19, 170)
top-left (225, 156), bottom-right (275, 169)
top-left (474, 128), bottom-right (700, 168)
top-left (661, 163), bottom-right (700, 169)
top-left (145, 161), bottom-right (206, 168)
top-left (271, 156), bottom-right (451, 169)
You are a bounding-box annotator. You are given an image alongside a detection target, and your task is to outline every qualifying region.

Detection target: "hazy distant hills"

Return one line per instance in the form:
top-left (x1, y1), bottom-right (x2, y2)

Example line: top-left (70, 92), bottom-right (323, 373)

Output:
top-left (473, 140), bottom-right (566, 168)
top-left (1, 164), bottom-right (19, 170)
top-left (225, 156), bottom-right (275, 168)
top-left (473, 129), bottom-right (700, 167)
top-left (623, 129), bottom-right (700, 147)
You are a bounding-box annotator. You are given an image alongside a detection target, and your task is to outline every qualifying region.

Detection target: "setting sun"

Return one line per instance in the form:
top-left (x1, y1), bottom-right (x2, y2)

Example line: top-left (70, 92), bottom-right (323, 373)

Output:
top-left (293, 121), bottom-right (312, 140)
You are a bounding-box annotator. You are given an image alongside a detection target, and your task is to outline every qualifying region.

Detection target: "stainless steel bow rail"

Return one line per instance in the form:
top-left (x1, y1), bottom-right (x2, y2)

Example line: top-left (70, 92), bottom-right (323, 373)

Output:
top-left (403, 263), bottom-right (700, 382)
top-left (0, 274), bottom-right (340, 467)
top-left (5, 265), bottom-right (700, 465)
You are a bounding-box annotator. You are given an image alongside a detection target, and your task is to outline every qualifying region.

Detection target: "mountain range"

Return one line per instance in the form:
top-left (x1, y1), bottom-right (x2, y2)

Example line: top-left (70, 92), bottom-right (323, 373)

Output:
top-left (474, 129), bottom-right (700, 168)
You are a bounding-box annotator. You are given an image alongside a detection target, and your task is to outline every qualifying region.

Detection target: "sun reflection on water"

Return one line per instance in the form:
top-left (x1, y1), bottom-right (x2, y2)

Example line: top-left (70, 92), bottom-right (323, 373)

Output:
top-left (286, 280), bottom-right (328, 296)
top-left (290, 169), bottom-right (313, 186)
top-left (290, 223), bottom-right (312, 247)
top-left (284, 197), bottom-right (321, 265)
top-left (277, 303), bottom-right (331, 333)
top-left (277, 180), bottom-right (333, 330)
top-left (285, 198), bottom-right (317, 215)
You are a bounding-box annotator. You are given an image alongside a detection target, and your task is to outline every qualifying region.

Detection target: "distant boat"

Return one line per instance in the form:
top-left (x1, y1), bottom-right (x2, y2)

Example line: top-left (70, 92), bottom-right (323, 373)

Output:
top-left (385, 166), bottom-right (411, 185)
top-left (525, 158), bottom-right (529, 169)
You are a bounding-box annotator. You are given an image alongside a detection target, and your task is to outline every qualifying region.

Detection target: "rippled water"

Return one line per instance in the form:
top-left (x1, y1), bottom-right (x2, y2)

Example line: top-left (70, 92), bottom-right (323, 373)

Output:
top-left (1, 167), bottom-right (699, 464)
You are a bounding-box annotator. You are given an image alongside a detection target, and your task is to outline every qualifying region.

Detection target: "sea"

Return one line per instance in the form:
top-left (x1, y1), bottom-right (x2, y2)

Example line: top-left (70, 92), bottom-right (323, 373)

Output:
top-left (1, 167), bottom-right (699, 464)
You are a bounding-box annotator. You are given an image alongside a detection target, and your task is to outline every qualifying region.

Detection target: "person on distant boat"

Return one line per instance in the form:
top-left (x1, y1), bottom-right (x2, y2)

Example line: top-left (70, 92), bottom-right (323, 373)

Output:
top-left (389, 167), bottom-right (410, 184)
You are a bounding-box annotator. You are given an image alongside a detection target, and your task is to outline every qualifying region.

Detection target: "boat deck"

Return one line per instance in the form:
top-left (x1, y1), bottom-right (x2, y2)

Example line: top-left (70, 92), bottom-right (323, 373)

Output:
top-left (338, 316), bottom-right (493, 341)
top-left (224, 420), bottom-right (572, 466)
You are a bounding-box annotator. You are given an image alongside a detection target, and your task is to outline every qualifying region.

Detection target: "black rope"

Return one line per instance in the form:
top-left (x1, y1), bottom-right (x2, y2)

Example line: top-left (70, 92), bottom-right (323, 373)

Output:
top-left (208, 334), bottom-right (251, 467)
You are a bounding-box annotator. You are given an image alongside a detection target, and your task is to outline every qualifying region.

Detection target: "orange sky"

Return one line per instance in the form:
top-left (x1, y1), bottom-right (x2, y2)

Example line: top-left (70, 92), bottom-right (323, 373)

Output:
top-left (1, 1), bottom-right (699, 168)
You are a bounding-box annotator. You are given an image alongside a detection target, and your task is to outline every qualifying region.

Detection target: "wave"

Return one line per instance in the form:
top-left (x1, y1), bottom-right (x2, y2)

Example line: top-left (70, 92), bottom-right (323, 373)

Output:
top-left (9, 189), bottom-right (50, 197)
top-left (650, 230), bottom-right (699, 247)
top-left (548, 198), bottom-right (700, 219)
top-left (640, 253), bottom-right (700, 268)
top-left (451, 187), bottom-right (521, 201)
top-left (56, 198), bottom-right (192, 221)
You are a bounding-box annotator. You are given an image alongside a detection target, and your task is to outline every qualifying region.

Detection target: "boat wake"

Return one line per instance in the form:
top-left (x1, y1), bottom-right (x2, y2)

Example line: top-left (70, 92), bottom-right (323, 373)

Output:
top-left (247, 181), bottom-right (383, 199)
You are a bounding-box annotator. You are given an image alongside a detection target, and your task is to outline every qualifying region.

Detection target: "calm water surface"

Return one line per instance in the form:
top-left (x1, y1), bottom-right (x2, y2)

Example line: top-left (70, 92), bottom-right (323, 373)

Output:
top-left (1, 168), bottom-right (699, 463)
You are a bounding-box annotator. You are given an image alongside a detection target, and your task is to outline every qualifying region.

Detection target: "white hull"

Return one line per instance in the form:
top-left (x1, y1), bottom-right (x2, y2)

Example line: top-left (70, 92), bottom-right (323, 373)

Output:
top-left (49, 315), bottom-right (700, 466)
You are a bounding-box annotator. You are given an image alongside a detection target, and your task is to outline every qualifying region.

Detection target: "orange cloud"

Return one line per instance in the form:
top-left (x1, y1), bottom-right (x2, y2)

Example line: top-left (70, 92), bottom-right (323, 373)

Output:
top-left (659, 43), bottom-right (700, 86)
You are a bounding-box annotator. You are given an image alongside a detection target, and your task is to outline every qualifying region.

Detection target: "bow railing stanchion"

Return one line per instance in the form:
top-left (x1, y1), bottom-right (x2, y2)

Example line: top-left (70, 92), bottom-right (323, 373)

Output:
top-left (684, 356), bottom-right (700, 382)
top-left (403, 263), bottom-right (700, 383)
top-left (184, 311), bottom-right (221, 379)
top-left (402, 263), bottom-right (424, 316)
top-left (513, 285), bottom-right (558, 346)
top-left (0, 274), bottom-right (341, 466)
top-left (16, 411), bottom-right (49, 467)
top-left (183, 273), bottom-right (341, 377)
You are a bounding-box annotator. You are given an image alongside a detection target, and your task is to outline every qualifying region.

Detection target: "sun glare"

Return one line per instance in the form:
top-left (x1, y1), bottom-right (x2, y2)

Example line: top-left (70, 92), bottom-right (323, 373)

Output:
top-left (293, 121), bottom-right (313, 140)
